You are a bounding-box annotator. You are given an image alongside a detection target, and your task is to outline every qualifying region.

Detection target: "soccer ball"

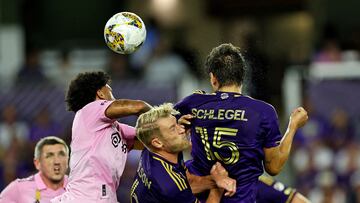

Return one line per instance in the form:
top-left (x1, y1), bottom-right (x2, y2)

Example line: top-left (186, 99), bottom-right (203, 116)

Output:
top-left (104, 12), bottom-right (146, 54)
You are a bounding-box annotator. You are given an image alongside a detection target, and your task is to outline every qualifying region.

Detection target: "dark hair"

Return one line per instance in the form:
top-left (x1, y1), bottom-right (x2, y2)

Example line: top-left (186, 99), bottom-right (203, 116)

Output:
top-left (66, 71), bottom-right (110, 112)
top-left (205, 43), bottom-right (245, 88)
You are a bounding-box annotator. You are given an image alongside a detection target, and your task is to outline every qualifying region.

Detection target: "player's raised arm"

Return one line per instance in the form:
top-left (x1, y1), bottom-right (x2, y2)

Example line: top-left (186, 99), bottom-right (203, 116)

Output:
top-left (105, 99), bottom-right (152, 119)
top-left (59, 71), bottom-right (153, 202)
top-left (263, 107), bottom-right (308, 176)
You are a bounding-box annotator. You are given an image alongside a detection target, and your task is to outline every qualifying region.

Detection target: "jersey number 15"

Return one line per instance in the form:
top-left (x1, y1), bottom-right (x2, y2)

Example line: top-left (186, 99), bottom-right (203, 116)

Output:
top-left (195, 127), bottom-right (239, 165)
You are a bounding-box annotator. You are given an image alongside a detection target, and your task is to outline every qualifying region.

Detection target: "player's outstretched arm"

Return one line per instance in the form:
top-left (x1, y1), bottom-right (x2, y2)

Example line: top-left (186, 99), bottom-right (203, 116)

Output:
top-left (263, 107), bottom-right (308, 176)
top-left (105, 99), bottom-right (152, 119)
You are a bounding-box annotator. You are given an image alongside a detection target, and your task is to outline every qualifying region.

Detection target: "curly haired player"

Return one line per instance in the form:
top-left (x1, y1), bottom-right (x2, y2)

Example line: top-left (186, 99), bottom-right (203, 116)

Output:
top-left (52, 71), bottom-right (151, 203)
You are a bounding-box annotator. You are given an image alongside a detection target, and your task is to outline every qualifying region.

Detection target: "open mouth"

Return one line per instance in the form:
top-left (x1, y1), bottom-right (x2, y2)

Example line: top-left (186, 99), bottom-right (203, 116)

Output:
top-left (54, 166), bottom-right (61, 174)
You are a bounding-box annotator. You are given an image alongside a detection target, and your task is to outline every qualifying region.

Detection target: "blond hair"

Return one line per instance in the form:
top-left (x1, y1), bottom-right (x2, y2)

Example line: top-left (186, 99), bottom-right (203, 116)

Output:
top-left (34, 136), bottom-right (69, 159)
top-left (136, 103), bottom-right (178, 149)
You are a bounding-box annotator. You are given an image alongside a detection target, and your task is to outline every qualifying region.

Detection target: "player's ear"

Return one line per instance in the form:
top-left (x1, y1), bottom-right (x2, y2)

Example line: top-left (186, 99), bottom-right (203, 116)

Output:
top-left (96, 88), bottom-right (106, 100)
top-left (151, 137), bottom-right (163, 149)
top-left (210, 73), bottom-right (219, 90)
top-left (34, 158), bottom-right (41, 171)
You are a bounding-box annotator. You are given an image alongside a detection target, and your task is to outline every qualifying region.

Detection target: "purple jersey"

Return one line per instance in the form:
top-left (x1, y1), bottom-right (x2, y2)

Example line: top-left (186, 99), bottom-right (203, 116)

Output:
top-left (130, 149), bottom-right (198, 203)
top-left (256, 175), bottom-right (297, 203)
top-left (175, 91), bottom-right (282, 203)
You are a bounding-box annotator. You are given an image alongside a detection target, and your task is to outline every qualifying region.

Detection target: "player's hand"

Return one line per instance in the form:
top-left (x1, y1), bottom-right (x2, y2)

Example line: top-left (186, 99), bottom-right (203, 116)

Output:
top-left (289, 107), bottom-right (308, 129)
top-left (210, 162), bottom-right (236, 197)
top-left (178, 114), bottom-right (194, 126)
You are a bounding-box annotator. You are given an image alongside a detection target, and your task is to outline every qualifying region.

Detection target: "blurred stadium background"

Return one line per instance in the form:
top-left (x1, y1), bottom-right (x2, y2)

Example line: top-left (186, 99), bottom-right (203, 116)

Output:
top-left (1, 0), bottom-right (360, 202)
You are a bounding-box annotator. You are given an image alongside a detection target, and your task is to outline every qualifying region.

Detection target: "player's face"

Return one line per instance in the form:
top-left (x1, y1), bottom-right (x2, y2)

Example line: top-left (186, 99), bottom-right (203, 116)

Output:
top-left (157, 115), bottom-right (191, 153)
top-left (99, 84), bottom-right (115, 100)
top-left (35, 144), bottom-right (69, 183)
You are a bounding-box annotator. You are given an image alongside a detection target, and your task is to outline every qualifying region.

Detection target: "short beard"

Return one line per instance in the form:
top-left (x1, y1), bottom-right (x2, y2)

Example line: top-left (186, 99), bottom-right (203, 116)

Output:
top-left (166, 140), bottom-right (191, 153)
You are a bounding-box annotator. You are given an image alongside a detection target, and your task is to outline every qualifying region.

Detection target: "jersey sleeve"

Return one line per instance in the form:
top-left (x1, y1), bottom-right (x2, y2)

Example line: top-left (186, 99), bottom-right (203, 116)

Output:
top-left (257, 176), bottom-right (297, 203)
top-left (152, 155), bottom-right (197, 203)
top-left (119, 123), bottom-right (136, 149)
top-left (0, 180), bottom-right (20, 203)
top-left (82, 100), bottom-right (115, 132)
top-left (160, 185), bottom-right (197, 203)
top-left (261, 105), bottom-right (282, 148)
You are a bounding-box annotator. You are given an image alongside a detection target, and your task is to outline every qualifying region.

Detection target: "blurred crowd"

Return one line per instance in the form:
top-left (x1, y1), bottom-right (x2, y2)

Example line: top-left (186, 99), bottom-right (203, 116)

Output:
top-left (0, 103), bottom-right (66, 190)
top-left (291, 98), bottom-right (360, 203)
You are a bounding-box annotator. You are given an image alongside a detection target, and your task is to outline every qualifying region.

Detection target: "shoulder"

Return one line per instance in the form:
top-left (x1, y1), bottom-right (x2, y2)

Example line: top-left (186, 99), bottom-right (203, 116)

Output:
top-left (13, 175), bottom-right (36, 189)
top-left (1, 175), bottom-right (35, 197)
top-left (192, 90), bottom-right (206, 95)
top-left (242, 95), bottom-right (278, 115)
top-left (82, 100), bottom-right (113, 110)
top-left (151, 156), bottom-right (188, 192)
top-left (242, 95), bottom-right (275, 109)
top-left (78, 100), bottom-right (115, 121)
top-left (140, 154), bottom-right (194, 202)
top-left (175, 90), bottom-right (213, 107)
top-left (15, 175), bottom-right (35, 185)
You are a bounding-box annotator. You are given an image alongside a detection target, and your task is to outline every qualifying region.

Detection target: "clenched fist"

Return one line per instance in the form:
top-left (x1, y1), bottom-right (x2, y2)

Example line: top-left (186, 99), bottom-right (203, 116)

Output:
top-left (289, 107), bottom-right (308, 130)
top-left (210, 162), bottom-right (236, 197)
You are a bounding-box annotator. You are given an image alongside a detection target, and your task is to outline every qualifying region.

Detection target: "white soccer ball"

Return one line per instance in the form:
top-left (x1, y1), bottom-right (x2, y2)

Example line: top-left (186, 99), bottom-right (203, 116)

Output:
top-left (104, 12), bottom-right (146, 54)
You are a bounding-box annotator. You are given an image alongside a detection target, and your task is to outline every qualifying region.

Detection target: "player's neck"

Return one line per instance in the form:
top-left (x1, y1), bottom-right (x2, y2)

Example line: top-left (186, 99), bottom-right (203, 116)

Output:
top-left (217, 85), bottom-right (242, 94)
top-left (154, 151), bottom-right (178, 164)
top-left (40, 173), bottom-right (64, 191)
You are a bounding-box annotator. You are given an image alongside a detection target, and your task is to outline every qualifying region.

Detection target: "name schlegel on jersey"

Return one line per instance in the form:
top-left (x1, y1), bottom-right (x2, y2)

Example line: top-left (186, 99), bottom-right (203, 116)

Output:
top-left (191, 108), bottom-right (248, 121)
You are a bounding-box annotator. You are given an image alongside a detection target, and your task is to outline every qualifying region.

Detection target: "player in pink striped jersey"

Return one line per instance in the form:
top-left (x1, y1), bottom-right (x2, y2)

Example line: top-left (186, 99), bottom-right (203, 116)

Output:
top-left (51, 71), bottom-right (151, 203)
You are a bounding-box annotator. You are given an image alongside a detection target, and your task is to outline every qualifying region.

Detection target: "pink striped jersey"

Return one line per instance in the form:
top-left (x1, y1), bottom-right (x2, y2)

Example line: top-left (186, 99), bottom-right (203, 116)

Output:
top-left (0, 172), bottom-right (68, 203)
top-left (52, 100), bottom-right (136, 203)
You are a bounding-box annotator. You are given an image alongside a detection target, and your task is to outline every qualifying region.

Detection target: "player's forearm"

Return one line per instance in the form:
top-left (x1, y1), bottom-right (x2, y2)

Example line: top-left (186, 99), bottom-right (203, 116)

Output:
top-left (106, 100), bottom-right (152, 118)
top-left (278, 125), bottom-right (297, 162)
top-left (205, 188), bottom-right (224, 203)
top-left (278, 106), bottom-right (308, 161)
top-left (187, 173), bottom-right (216, 194)
top-left (265, 125), bottom-right (297, 175)
top-left (126, 100), bottom-right (152, 115)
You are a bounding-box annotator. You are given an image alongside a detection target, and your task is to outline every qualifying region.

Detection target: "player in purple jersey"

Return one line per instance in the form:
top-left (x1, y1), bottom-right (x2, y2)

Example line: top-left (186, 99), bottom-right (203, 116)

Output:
top-left (257, 175), bottom-right (310, 203)
top-left (174, 43), bottom-right (308, 202)
top-left (131, 103), bottom-right (236, 203)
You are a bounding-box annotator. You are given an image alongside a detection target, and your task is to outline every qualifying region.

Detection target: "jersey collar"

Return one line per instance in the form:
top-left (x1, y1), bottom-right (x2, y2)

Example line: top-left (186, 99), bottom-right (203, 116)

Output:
top-left (34, 172), bottom-right (47, 191)
top-left (34, 172), bottom-right (68, 191)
